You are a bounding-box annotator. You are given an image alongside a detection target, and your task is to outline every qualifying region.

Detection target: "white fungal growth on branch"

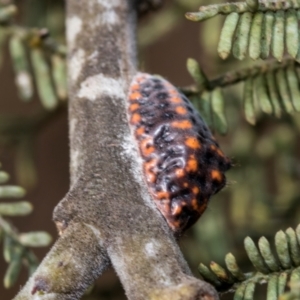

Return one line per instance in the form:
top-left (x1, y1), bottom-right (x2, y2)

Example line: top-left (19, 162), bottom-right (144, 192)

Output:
top-left (70, 49), bottom-right (86, 82)
top-left (69, 117), bottom-right (80, 185)
top-left (100, 10), bottom-right (119, 26)
top-left (96, 0), bottom-right (121, 9)
top-left (78, 74), bottom-right (126, 102)
top-left (66, 16), bottom-right (83, 50)
top-left (94, 0), bottom-right (122, 28)
top-left (145, 240), bottom-right (161, 258)
top-left (70, 149), bottom-right (80, 178)
top-left (143, 240), bottom-right (173, 285)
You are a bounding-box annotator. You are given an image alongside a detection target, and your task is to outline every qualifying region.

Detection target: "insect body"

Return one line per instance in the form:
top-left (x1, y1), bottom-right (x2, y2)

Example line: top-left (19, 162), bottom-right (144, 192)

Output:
top-left (128, 73), bottom-right (231, 233)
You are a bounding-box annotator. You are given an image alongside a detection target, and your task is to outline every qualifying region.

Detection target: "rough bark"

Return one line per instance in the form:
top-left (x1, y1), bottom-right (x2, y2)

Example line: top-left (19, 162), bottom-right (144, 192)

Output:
top-left (13, 1), bottom-right (219, 299)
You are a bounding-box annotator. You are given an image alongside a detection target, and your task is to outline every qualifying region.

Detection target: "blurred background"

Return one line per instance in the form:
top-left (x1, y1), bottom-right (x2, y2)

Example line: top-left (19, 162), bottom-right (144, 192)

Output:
top-left (1, 0), bottom-right (300, 299)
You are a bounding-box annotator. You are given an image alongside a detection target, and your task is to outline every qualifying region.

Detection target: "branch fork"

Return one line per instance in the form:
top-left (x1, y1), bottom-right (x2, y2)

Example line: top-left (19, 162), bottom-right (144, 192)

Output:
top-left (13, 1), bottom-right (218, 299)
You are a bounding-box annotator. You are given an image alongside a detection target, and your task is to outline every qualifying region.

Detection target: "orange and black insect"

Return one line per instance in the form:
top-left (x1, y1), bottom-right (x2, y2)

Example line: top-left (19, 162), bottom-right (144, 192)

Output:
top-left (127, 73), bottom-right (231, 233)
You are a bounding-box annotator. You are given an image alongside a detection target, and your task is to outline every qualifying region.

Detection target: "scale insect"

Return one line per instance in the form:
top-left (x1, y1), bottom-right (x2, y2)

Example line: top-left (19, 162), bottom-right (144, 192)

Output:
top-left (127, 73), bottom-right (231, 233)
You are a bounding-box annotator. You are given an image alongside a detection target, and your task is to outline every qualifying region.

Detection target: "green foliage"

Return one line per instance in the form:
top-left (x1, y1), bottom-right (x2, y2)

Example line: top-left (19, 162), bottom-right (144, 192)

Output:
top-left (186, 0), bottom-right (300, 62)
top-left (183, 57), bottom-right (300, 131)
top-left (0, 3), bottom-right (67, 110)
top-left (183, 4), bottom-right (300, 299)
top-left (0, 163), bottom-right (52, 288)
top-left (183, 0), bottom-right (300, 133)
top-left (185, 58), bottom-right (227, 134)
top-left (198, 224), bottom-right (300, 300)
top-left (0, 2), bottom-right (68, 190)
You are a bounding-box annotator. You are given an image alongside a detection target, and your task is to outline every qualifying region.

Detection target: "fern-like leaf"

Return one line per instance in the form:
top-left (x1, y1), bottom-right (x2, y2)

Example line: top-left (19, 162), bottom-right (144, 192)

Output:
top-left (183, 58), bottom-right (300, 131)
top-left (186, 0), bottom-right (300, 62)
top-left (0, 163), bottom-right (52, 288)
top-left (198, 224), bottom-right (300, 300)
top-left (0, 3), bottom-right (67, 109)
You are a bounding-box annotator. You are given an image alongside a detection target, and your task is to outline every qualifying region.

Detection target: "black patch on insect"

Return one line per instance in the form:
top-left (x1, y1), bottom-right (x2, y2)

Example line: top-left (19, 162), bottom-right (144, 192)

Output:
top-left (157, 92), bottom-right (169, 100)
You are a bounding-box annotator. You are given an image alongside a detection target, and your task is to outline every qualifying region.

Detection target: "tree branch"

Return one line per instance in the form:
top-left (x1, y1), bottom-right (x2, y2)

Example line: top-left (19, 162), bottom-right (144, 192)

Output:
top-left (13, 1), bottom-right (219, 299)
top-left (181, 57), bottom-right (299, 96)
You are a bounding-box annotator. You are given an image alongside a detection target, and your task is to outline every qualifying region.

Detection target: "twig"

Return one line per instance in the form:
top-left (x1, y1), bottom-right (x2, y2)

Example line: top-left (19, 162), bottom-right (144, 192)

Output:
top-left (181, 57), bottom-right (297, 95)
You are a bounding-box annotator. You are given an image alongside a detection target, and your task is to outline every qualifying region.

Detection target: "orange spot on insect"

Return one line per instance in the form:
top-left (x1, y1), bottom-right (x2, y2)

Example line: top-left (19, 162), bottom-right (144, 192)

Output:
top-left (146, 173), bottom-right (156, 184)
top-left (130, 103), bottom-right (140, 112)
top-left (175, 106), bottom-right (187, 115)
top-left (210, 144), bottom-right (225, 157)
top-left (143, 146), bottom-right (155, 156)
top-left (192, 186), bottom-right (200, 195)
top-left (171, 97), bottom-right (182, 104)
top-left (170, 220), bottom-right (180, 230)
top-left (172, 203), bottom-right (182, 215)
top-left (130, 84), bottom-right (139, 91)
top-left (186, 157), bottom-right (198, 172)
top-left (136, 74), bottom-right (147, 83)
top-left (175, 168), bottom-right (185, 178)
top-left (211, 170), bottom-right (222, 181)
top-left (168, 89), bottom-right (177, 96)
top-left (135, 127), bottom-right (145, 136)
top-left (144, 159), bottom-right (157, 183)
top-left (171, 120), bottom-right (192, 129)
top-left (191, 198), bottom-right (198, 210)
top-left (130, 91), bottom-right (142, 101)
top-left (217, 149), bottom-right (225, 157)
top-left (140, 137), bottom-right (155, 157)
top-left (156, 191), bottom-right (170, 200)
top-left (131, 113), bottom-right (141, 124)
top-left (185, 137), bottom-right (201, 149)
top-left (197, 202), bottom-right (208, 215)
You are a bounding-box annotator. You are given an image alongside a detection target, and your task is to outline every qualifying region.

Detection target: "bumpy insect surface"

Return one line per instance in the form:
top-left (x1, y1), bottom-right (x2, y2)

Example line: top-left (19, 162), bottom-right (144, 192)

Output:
top-left (128, 73), bottom-right (231, 233)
